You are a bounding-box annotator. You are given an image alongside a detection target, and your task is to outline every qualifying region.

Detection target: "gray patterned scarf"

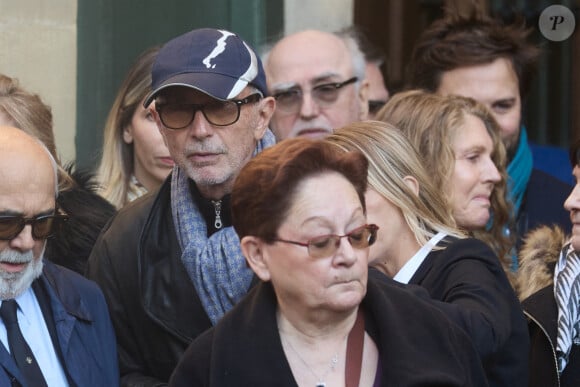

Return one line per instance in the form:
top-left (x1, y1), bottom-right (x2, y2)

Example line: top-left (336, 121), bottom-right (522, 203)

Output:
top-left (170, 130), bottom-right (276, 325)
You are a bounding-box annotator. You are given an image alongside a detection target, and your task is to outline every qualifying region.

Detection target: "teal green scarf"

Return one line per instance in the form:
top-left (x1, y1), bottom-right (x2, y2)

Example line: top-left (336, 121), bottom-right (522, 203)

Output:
top-left (507, 126), bottom-right (533, 270)
top-left (507, 126), bottom-right (533, 216)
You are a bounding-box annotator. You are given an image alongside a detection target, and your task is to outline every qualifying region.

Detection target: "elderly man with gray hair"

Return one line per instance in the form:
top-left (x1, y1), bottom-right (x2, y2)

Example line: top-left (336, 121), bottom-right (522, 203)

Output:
top-left (263, 29), bottom-right (369, 140)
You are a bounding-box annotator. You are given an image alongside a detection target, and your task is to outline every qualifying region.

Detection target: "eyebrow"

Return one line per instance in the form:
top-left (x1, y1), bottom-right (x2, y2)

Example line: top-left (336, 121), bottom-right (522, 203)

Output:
top-left (0, 209), bottom-right (55, 218)
top-left (299, 208), bottom-right (366, 229)
top-left (456, 145), bottom-right (489, 156)
top-left (270, 72), bottom-right (344, 93)
top-left (311, 71), bottom-right (342, 81)
top-left (270, 82), bottom-right (300, 93)
top-left (492, 97), bottom-right (516, 104)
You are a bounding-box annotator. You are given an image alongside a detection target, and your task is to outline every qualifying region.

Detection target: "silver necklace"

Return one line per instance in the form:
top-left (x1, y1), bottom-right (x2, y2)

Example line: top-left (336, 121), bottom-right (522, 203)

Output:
top-left (282, 335), bottom-right (343, 387)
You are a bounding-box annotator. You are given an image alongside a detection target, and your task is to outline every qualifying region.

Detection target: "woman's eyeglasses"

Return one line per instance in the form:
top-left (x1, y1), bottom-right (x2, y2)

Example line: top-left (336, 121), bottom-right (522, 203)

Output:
top-left (0, 214), bottom-right (69, 241)
top-left (273, 224), bottom-right (379, 259)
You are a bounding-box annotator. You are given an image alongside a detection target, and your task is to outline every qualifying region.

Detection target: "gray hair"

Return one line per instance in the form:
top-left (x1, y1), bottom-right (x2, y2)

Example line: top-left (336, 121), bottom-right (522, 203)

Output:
top-left (335, 31), bottom-right (366, 87)
top-left (31, 135), bottom-right (59, 198)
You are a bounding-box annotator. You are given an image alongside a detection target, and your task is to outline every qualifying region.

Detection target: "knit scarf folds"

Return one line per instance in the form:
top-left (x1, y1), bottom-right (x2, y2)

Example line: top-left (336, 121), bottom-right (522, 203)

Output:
top-left (507, 126), bottom-right (533, 216)
top-left (170, 130), bottom-right (276, 325)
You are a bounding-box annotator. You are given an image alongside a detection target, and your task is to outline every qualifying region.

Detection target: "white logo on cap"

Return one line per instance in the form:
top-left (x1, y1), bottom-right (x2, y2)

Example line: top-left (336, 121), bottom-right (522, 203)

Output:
top-left (203, 30), bottom-right (235, 69)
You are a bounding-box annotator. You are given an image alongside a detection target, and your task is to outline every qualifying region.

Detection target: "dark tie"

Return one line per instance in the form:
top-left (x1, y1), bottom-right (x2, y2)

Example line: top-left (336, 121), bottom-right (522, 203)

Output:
top-left (0, 299), bottom-right (48, 387)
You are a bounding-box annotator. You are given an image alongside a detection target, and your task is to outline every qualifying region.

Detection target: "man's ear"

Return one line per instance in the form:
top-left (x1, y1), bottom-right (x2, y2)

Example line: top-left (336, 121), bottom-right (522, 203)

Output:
top-left (254, 96), bottom-right (276, 140)
top-left (240, 236), bottom-right (271, 281)
top-left (403, 175), bottom-right (419, 196)
top-left (357, 79), bottom-right (370, 120)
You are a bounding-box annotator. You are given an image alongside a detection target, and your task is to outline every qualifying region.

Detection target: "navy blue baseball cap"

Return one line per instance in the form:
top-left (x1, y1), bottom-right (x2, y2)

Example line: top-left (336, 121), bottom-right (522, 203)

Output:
top-left (144, 28), bottom-right (267, 107)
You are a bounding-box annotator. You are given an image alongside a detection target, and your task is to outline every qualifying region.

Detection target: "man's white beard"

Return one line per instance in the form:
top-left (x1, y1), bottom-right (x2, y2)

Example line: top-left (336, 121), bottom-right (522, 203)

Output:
top-left (0, 248), bottom-right (44, 300)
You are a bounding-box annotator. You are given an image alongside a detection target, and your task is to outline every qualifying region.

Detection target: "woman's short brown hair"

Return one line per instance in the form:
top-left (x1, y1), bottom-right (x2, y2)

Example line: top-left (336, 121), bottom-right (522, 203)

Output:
top-left (232, 138), bottom-right (368, 241)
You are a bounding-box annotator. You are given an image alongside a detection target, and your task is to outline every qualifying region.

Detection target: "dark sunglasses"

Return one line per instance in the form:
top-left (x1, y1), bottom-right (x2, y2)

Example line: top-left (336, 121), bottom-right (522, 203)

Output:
top-left (155, 93), bottom-right (262, 129)
top-left (0, 214), bottom-right (69, 241)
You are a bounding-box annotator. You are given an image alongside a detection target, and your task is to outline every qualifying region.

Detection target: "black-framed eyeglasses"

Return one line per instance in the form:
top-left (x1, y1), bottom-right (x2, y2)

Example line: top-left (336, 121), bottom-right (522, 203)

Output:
top-left (273, 224), bottom-right (379, 259)
top-left (272, 77), bottom-right (359, 114)
top-left (155, 93), bottom-right (262, 129)
top-left (368, 100), bottom-right (387, 115)
top-left (0, 213), bottom-right (69, 241)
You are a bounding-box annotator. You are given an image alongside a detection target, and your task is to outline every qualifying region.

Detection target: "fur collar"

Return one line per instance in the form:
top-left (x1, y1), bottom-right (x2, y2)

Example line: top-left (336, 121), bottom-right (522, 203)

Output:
top-left (515, 225), bottom-right (567, 301)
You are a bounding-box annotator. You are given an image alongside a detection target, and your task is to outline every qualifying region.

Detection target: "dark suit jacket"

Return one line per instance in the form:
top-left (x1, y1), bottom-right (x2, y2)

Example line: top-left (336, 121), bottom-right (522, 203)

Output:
top-left (0, 261), bottom-right (119, 387)
top-left (518, 169), bottom-right (572, 249)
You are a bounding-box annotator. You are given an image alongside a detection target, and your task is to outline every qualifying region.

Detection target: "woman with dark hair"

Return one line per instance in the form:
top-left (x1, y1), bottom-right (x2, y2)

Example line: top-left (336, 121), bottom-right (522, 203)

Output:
top-left (170, 138), bottom-right (487, 386)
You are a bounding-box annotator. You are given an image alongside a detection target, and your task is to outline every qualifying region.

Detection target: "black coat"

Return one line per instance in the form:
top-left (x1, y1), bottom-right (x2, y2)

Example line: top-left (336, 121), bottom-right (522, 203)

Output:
top-left (170, 277), bottom-right (488, 387)
top-left (86, 178), bottom-right (212, 386)
top-left (371, 236), bottom-right (529, 387)
top-left (517, 225), bottom-right (580, 387)
top-left (523, 286), bottom-right (580, 387)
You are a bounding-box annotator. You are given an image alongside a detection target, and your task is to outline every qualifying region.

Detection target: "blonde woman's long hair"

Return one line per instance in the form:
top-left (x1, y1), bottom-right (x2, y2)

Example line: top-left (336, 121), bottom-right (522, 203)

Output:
top-left (326, 120), bottom-right (464, 248)
top-left (377, 90), bottom-right (514, 272)
top-left (97, 46), bottom-right (160, 209)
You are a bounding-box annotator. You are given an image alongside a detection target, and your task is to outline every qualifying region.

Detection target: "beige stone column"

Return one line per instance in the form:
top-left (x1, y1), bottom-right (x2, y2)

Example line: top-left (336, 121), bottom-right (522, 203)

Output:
top-left (0, 0), bottom-right (77, 164)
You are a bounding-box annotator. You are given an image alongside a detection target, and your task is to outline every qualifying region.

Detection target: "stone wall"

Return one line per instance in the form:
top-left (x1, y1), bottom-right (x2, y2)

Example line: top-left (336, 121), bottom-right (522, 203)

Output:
top-left (0, 0), bottom-right (77, 164)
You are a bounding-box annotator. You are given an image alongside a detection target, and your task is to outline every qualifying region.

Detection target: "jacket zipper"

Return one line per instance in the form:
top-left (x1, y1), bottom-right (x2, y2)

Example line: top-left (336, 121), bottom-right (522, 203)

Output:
top-left (211, 200), bottom-right (223, 229)
top-left (524, 310), bottom-right (560, 387)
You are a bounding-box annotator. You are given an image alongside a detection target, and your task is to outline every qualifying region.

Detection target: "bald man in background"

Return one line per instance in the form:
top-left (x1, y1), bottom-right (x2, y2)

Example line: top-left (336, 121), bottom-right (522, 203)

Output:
top-left (263, 29), bottom-right (369, 140)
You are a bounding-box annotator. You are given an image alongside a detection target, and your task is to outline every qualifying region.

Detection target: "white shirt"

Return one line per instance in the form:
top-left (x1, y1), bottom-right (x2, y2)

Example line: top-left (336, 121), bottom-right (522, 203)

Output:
top-left (393, 232), bottom-right (447, 284)
top-left (0, 287), bottom-right (69, 386)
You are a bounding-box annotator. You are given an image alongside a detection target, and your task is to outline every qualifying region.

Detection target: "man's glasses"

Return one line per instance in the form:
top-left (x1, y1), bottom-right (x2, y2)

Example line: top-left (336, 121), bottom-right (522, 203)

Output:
top-left (0, 214), bottom-right (69, 241)
top-left (273, 77), bottom-right (359, 114)
top-left (368, 100), bottom-right (387, 116)
top-left (273, 224), bottom-right (379, 259)
top-left (155, 93), bottom-right (262, 129)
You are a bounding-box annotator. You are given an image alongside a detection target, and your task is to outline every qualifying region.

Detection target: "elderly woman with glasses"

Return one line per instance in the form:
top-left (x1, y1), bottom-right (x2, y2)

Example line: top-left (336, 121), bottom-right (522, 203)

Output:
top-left (169, 138), bottom-right (487, 386)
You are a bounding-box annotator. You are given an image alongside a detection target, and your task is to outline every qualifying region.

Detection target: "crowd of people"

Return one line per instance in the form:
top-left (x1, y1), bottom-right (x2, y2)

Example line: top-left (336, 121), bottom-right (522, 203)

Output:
top-left (0, 5), bottom-right (577, 387)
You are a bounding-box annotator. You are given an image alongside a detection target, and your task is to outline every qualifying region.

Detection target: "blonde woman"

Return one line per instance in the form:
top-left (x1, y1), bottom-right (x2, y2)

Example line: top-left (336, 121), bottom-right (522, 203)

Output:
top-left (326, 121), bottom-right (528, 387)
top-left (98, 45), bottom-right (174, 209)
top-left (377, 90), bottom-right (514, 272)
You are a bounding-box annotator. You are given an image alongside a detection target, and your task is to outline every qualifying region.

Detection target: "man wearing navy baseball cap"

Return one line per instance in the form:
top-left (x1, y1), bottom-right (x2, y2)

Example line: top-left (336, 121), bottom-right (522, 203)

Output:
top-left (87, 28), bottom-right (275, 385)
